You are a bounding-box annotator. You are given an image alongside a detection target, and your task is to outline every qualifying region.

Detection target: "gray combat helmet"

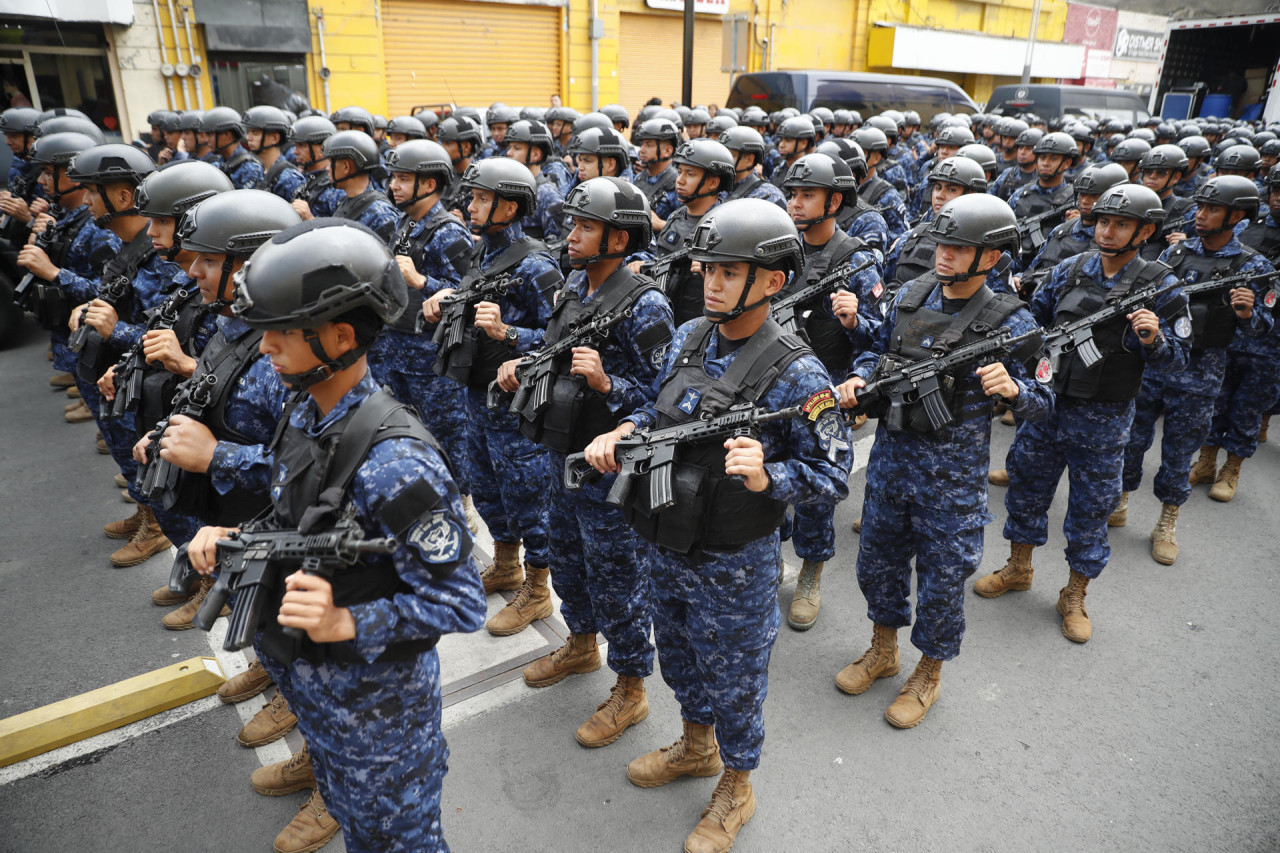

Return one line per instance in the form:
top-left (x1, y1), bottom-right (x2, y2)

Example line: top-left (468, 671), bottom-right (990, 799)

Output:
top-left (599, 104), bottom-right (630, 129)
top-left (200, 106), bottom-right (245, 140)
top-left (1111, 138), bottom-right (1151, 164)
top-left (671, 138), bottom-right (737, 199)
top-left (503, 119), bottom-right (554, 163)
top-left (1140, 144), bottom-right (1189, 173)
top-left (1033, 131), bottom-right (1080, 161)
top-left (572, 112), bottom-right (613, 137)
top-left (460, 157), bottom-right (537, 231)
top-left (136, 160), bottom-right (235, 220)
top-left (34, 115), bottom-right (105, 143)
top-left (437, 116), bottom-right (483, 157)
top-left (68, 144), bottom-right (157, 224)
top-left (566, 127), bottom-right (630, 175)
top-left (956, 143), bottom-right (999, 181)
top-left (178, 189), bottom-right (302, 257)
top-left (928, 157), bottom-right (988, 193)
top-left (706, 115), bottom-right (738, 136)
top-left (1216, 145), bottom-right (1262, 175)
top-left (28, 131), bottom-right (99, 169)
top-left (688, 198), bottom-right (804, 322)
top-left (0, 107), bottom-right (41, 138)
top-left (321, 130), bottom-right (381, 173)
top-left (934, 125), bottom-right (976, 148)
top-left (486, 104), bottom-right (519, 128)
top-left (719, 126), bottom-right (767, 160)
top-left (928, 194), bottom-right (1019, 282)
top-left (1074, 163), bottom-right (1130, 197)
top-left (815, 138), bottom-right (868, 182)
top-left (562, 177), bottom-right (653, 265)
top-left (330, 105), bottom-right (375, 135)
top-left (384, 139), bottom-right (455, 208)
top-left (1177, 135), bottom-right (1211, 161)
top-left (851, 127), bottom-right (888, 155)
top-left (242, 105), bottom-right (292, 139)
top-left (290, 116), bottom-right (336, 146)
top-left (1193, 175), bottom-right (1261, 222)
top-left (782, 153), bottom-right (858, 226)
top-left (386, 115), bottom-right (427, 141)
top-left (232, 219), bottom-right (407, 389)
top-left (777, 115), bottom-right (817, 143)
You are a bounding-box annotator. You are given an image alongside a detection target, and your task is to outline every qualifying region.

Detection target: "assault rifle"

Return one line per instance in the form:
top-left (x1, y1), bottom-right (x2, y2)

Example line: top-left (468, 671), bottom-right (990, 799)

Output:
top-left (292, 170), bottom-right (331, 203)
top-left (771, 257), bottom-right (877, 335)
top-left (851, 326), bottom-right (1045, 433)
top-left (495, 305), bottom-right (633, 417)
top-left (0, 170), bottom-right (31, 231)
top-left (68, 269), bottom-right (132, 382)
top-left (107, 290), bottom-right (188, 419)
top-left (136, 372), bottom-right (219, 500)
top-left (1043, 276), bottom-right (1184, 372)
top-left (194, 518), bottom-right (397, 651)
top-left (1015, 199), bottom-right (1076, 254)
top-left (431, 273), bottom-right (518, 356)
top-left (1177, 266), bottom-right (1280, 304)
top-left (563, 402), bottom-right (809, 512)
top-left (640, 247), bottom-right (692, 295)
top-left (14, 204), bottom-right (66, 307)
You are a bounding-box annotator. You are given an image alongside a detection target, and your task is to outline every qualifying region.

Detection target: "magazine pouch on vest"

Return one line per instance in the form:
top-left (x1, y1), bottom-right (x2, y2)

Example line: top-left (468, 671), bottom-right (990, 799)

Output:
top-left (1165, 243), bottom-right (1250, 353)
top-left (655, 207), bottom-right (704, 326)
top-left (137, 285), bottom-right (213, 430)
top-left (259, 389), bottom-right (459, 666)
top-left (794, 231), bottom-right (868, 377)
top-left (76, 230), bottom-right (154, 384)
top-left (891, 222), bottom-right (937, 286)
top-left (622, 319), bottom-right (808, 555)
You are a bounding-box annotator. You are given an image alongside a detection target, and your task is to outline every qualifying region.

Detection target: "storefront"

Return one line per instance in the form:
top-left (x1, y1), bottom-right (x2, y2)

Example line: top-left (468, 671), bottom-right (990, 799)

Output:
top-left (0, 19), bottom-right (124, 140)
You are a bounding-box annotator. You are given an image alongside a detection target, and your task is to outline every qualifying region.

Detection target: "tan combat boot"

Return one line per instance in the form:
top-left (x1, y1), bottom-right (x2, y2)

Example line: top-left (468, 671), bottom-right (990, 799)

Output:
top-left (462, 493), bottom-right (481, 534)
top-left (95, 435), bottom-right (108, 454)
top-left (480, 540), bottom-right (523, 594)
top-left (787, 560), bottom-right (824, 631)
top-left (683, 768), bottom-right (756, 853)
top-left (1260, 414), bottom-right (1270, 443)
top-left (973, 542), bottom-right (1035, 598)
top-left (1150, 503), bottom-right (1180, 565)
top-left (524, 632), bottom-right (601, 687)
top-left (65, 399), bottom-right (93, 423)
top-left (627, 719), bottom-right (723, 788)
top-left (575, 674), bottom-right (649, 748)
top-left (1209, 453), bottom-right (1243, 502)
top-left (835, 623), bottom-right (900, 695)
top-left (1056, 570), bottom-right (1092, 643)
top-left (1107, 491), bottom-right (1129, 528)
top-left (109, 505), bottom-right (171, 567)
top-left (486, 565), bottom-right (553, 636)
top-left (273, 789), bottom-right (339, 853)
top-left (162, 575), bottom-right (230, 630)
top-left (104, 505), bottom-right (144, 540)
top-left (50, 372), bottom-right (75, 389)
top-left (238, 693), bottom-right (298, 747)
top-left (988, 468), bottom-right (1010, 486)
top-left (1188, 445), bottom-right (1219, 486)
top-left (151, 575), bottom-right (196, 606)
top-left (884, 656), bottom-right (942, 729)
top-left (252, 743), bottom-right (316, 796)
top-left (851, 516), bottom-right (862, 534)
top-left (218, 659), bottom-right (274, 703)
top-left (66, 384), bottom-right (80, 398)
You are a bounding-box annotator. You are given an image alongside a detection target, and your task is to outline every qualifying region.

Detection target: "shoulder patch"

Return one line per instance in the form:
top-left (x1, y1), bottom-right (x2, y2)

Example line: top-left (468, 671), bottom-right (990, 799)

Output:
top-left (812, 409), bottom-right (851, 463)
top-left (1034, 356), bottom-right (1053, 385)
top-left (405, 510), bottom-right (464, 565)
top-left (802, 388), bottom-right (836, 421)
top-left (1174, 315), bottom-right (1192, 339)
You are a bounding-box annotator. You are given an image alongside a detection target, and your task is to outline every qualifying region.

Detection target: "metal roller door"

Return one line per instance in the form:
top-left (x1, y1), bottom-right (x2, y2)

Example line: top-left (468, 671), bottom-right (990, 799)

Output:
top-left (382, 0), bottom-right (561, 114)
top-left (618, 12), bottom-right (729, 118)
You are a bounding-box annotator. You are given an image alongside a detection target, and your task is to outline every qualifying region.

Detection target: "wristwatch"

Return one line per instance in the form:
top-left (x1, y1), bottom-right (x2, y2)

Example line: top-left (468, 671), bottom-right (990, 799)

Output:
top-left (504, 325), bottom-right (519, 346)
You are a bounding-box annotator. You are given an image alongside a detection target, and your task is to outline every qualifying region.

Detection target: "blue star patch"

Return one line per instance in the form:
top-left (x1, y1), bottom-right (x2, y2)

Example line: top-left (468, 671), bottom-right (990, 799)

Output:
top-left (406, 511), bottom-right (463, 565)
top-left (921, 335), bottom-right (934, 349)
top-left (677, 387), bottom-right (701, 414)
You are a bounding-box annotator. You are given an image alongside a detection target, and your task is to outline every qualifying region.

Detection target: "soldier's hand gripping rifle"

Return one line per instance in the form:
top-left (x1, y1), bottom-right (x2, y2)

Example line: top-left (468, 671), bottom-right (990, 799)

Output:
top-left (68, 268), bottom-right (133, 384)
top-left (107, 293), bottom-right (186, 419)
top-left (1015, 199), bottom-right (1076, 254)
top-left (13, 204), bottom-right (66, 308)
top-left (136, 372), bottom-right (219, 500)
top-left (430, 273), bottom-right (518, 357)
top-left (193, 518), bottom-right (397, 651)
top-left (1176, 267), bottom-right (1280, 309)
top-left (1043, 276), bottom-right (1186, 373)
top-left (770, 257), bottom-right (877, 335)
top-left (640, 247), bottom-right (693, 295)
top-left (494, 305), bottom-right (633, 416)
top-left (851, 326), bottom-right (1046, 433)
top-left (563, 402), bottom-right (810, 511)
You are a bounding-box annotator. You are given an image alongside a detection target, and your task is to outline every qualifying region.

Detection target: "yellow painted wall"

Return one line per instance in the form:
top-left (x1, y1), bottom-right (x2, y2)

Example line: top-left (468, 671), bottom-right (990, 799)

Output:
top-left (305, 0), bottom-right (388, 115)
top-left (148, 0), bottom-right (216, 111)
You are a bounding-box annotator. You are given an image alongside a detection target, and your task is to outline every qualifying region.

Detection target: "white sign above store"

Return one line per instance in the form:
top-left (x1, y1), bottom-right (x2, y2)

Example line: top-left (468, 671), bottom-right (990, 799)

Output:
top-left (646, 0), bottom-right (729, 15)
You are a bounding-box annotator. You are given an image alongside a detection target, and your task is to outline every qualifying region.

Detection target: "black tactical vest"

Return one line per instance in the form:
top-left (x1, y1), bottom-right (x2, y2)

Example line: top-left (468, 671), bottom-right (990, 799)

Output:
top-left (994, 166), bottom-right (1036, 201)
top-left (886, 276), bottom-right (1026, 433)
top-left (519, 267), bottom-right (667, 454)
top-left (388, 209), bottom-right (470, 333)
top-left (158, 323), bottom-right (272, 525)
top-left (1141, 195), bottom-right (1197, 261)
top-left (29, 205), bottom-right (92, 331)
top-left (891, 221), bottom-right (937, 286)
top-left (136, 284), bottom-right (215, 430)
top-left (1053, 253), bottom-right (1171, 401)
top-left (258, 389), bottom-right (453, 666)
top-left (727, 174), bottom-right (766, 201)
top-left (860, 176), bottom-right (893, 208)
top-left (786, 231), bottom-right (868, 376)
top-left (654, 205), bottom-right (706, 326)
top-left (76, 230), bottom-right (155, 383)
top-left (637, 167), bottom-right (677, 209)
top-left (294, 169), bottom-right (333, 207)
top-left (622, 319), bottom-right (808, 555)
top-left (432, 236), bottom-right (545, 390)
top-left (1163, 242), bottom-right (1252, 352)
top-left (333, 188), bottom-right (384, 223)
top-left (255, 157), bottom-right (300, 197)
top-left (1238, 216), bottom-right (1280, 264)
top-left (1014, 181), bottom-right (1074, 219)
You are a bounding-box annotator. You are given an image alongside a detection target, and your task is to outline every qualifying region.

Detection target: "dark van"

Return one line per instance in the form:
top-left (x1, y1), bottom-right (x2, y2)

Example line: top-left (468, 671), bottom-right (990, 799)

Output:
top-left (725, 71), bottom-right (979, 117)
top-left (987, 84), bottom-right (1151, 125)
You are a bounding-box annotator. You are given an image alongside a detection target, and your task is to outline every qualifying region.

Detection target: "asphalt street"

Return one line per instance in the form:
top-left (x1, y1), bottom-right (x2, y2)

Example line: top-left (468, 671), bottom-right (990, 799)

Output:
top-left (1, 312), bottom-right (1277, 853)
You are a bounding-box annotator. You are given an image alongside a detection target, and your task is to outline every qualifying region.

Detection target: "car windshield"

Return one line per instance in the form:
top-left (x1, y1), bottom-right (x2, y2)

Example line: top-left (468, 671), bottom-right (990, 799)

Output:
top-left (811, 79), bottom-right (974, 116)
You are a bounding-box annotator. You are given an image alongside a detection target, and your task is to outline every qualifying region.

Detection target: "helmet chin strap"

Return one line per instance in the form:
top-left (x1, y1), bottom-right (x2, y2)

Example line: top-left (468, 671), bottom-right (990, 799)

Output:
top-left (1197, 210), bottom-right (1238, 237)
top-left (568, 224), bottom-right (629, 269)
top-left (93, 183), bottom-right (139, 227)
top-left (676, 171), bottom-right (721, 204)
top-left (208, 255), bottom-right (238, 310)
top-left (468, 197), bottom-right (520, 235)
top-left (789, 189), bottom-right (839, 229)
top-left (703, 263), bottom-right (774, 324)
top-left (277, 328), bottom-right (369, 391)
top-left (935, 247), bottom-right (989, 285)
top-left (392, 174), bottom-right (435, 211)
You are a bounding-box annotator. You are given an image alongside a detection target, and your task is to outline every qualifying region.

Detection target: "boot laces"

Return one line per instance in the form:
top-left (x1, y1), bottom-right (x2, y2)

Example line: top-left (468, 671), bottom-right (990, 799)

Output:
top-left (509, 576), bottom-right (535, 608)
top-left (662, 733), bottom-right (691, 763)
top-left (701, 769), bottom-right (743, 822)
top-left (795, 567), bottom-right (818, 601)
top-left (854, 632), bottom-right (884, 667)
top-left (1154, 506), bottom-right (1177, 539)
top-left (1063, 579), bottom-right (1087, 612)
top-left (284, 745), bottom-right (309, 772)
top-left (266, 692), bottom-right (289, 719)
top-left (901, 661), bottom-right (937, 702)
top-left (130, 508), bottom-right (157, 543)
top-left (596, 678), bottom-right (629, 716)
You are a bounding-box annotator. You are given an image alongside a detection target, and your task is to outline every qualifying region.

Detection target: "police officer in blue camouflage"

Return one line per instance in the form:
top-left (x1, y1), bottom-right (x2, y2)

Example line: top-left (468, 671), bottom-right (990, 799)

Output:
top-left (818, 138), bottom-right (891, 261)
top-left (585, 198), bottom-right (851, 853)
top-left (188, 219), bottom-right (486, 853)
top-left (376, 139), bottom-right (477, 522)
top-left (907, 124), bottom-right (974, 214)
top-left (497, 177), bottom-right (675, 746)
top-left (308, 130), bottom-right (401, 242)
top-left (718, 126), bottom-right (786, 209)
top-left (835, 193), bottom-right (1053, 729)
top-left (851, 126), bottom-right (910, 243)
top-left (436, 115), bottom-right (483, 218)
top-left (988, 126), bottom-right (1042, 202)
top-left (288, 115), bottom-right (347, 218)
top-left (502, 119), bottom-right (566, 242)
top-left (1187, 170), bottom-right (1280, 504)
top-left (1138, 144), bottom-right (1198, 261)
top-left (1173, 135), bottom-right (1213, 198)
top-left (480, 103), bottom-right (519, 160)
top-left (631, 117), bottom-right (682, 224)
top-left (1114, 176), bottom-right (1275, 564)
top-left (201, 106), bottom-right (264, 190)
top-left (243, 105), bottom-right (306, 202)
top-left (977, 184), bottom-right (1190, 643)
top-left (1008, 132), bottom-right (1079, 267)
top-left (423, 157), bottom-right (563, 636)
top-left (767, 115), bottom-right (817, 190)
top-left (779, 152), bottom-right (883, 630)
top-left (885, 157), bottom-right (989, 289)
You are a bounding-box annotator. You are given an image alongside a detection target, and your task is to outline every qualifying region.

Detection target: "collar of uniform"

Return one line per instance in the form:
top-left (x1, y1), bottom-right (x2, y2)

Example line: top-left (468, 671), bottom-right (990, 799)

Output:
top-left (292, 371), bottom-right (380, 437)
top-left (1082, 251), bottom-right (1140, 286)
top-left (481, 221), bottom-right (524, 262)
top-left (1072, 219), bottom-right (1094, 238)
top-left (215, 313), bottom-right (255, 338)
top-left (1186, 236), bottom-right (1244, 258)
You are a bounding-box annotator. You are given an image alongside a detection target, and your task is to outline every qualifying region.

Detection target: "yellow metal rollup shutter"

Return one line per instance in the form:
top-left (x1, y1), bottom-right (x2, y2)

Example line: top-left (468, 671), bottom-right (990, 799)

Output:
top-left (382, 0), bottom-right (561, 115)
top-left (618, 12), bottom-right (730, 118)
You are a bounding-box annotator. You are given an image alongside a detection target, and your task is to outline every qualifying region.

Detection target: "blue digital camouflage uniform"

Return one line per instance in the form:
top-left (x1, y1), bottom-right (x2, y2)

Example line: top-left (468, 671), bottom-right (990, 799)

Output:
top-left (880, 159), bottom-right (913, 197)
top-left (543, 159), bottom-right (576, 197)
top-left (461, 223), bottom-right (560, 567)
top-left (761, 148), bottom-right (785, 180)
top-left (1004, 254), bottom-right (1190, 578)
top-left (625, 321), bottom-right (853, 770)
top-left (477, 140), bottom-right (502, 161)
top-left (333, 190), bottom-right (401, 243)
top-left (632, 167), bottom-right (680, 220)
top-left (722, 176), bottom-right (787, 210)
top-left (850, 282), bottom-right (1054, 660)
top-left (261, 160), bottom-right (307, 202)
top-left (525, 176), bottom-right (565, 242)
top-left (547, 273), bottom-right (674, 677)
top-left (300, 169), bottom-right (347, 218)
top-left (204, 315), bottom-right (291, 506)
top-left (865, 179), bottom-right (909, 245)
top-left (1172, 162), bottom-right (1213, 198)
top-left (1015, 217), bottom-right (1096, 283)
top-left (221, 145), bottom-right (264, 189)
top-left (843, 205), bottom-right (891, 262)
top-left (367, 201), bottom-right (474, 492)
top-left (45, 206), bottom-right (120, 373)
top-left (905, 177), bottom-right (933, 224)
top-left (1122, 237), bottom-right (1275, 506)
top-left (790, 243), bottom-right (884, 563)
top-left (256, 373), bottom-right (486, 853)
top-left (987, 165), bottom-right (1037, 202)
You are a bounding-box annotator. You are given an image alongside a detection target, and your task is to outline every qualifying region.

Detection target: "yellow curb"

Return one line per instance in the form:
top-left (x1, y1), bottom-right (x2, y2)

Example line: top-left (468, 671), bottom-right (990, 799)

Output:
top-left (0, 657), bottom-right (225, 769)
